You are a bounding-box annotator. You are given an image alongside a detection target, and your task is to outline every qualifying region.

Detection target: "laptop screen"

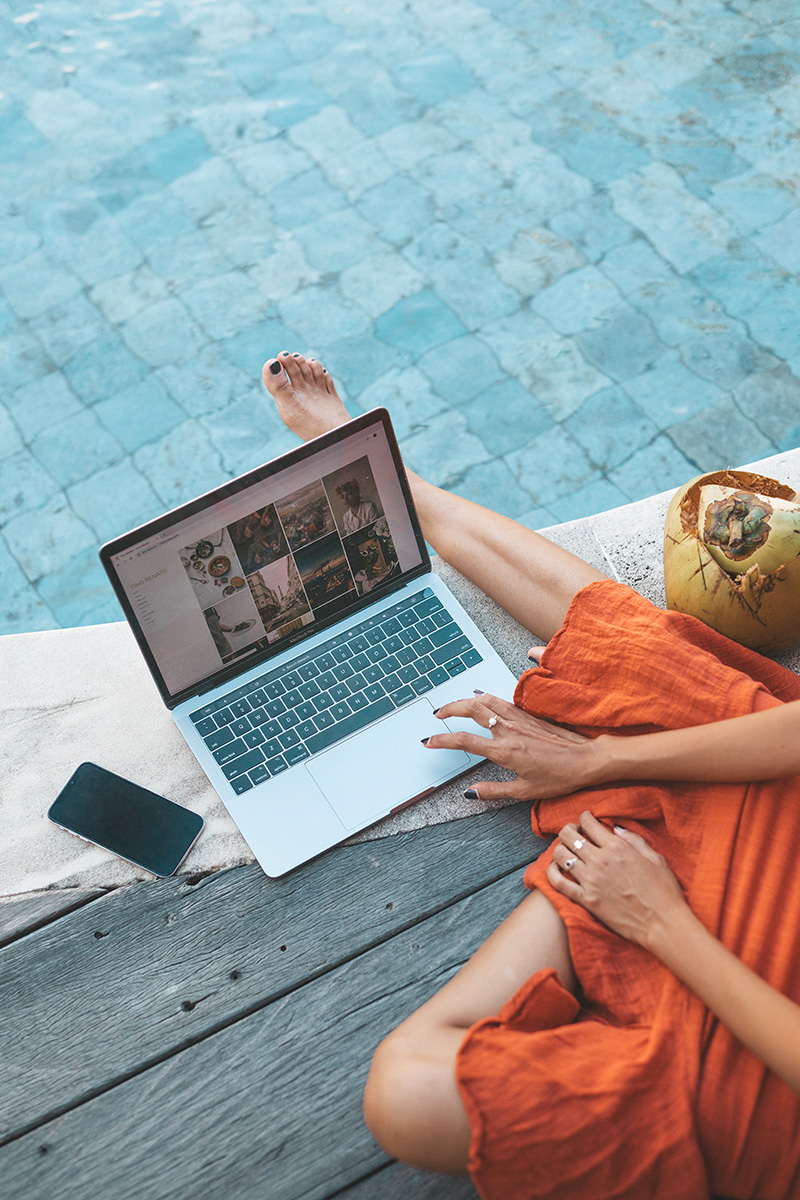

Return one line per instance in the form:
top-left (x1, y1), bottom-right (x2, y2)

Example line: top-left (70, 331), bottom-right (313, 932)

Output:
top-left (101, 410), bottom-right (428, 707)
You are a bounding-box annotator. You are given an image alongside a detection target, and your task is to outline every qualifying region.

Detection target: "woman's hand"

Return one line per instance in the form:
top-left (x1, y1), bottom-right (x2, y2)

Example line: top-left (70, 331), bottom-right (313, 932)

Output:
top-left (546, 811), bottom-right (688, 947)
top-left (422, 692), bottom-right (602, 800)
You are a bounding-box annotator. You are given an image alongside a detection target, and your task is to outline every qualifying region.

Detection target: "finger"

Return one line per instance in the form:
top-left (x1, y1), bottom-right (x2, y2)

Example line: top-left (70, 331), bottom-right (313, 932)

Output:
top-left (613, 825), bottom-right (662, 862)
top-left (527, 645), bottom-right (545, 662)
top-left (552, 842), bottom-right (586, 880)
top-left (463, 778), bottom-right (530, 802)
top-left (546, 859), bottom-right (583, 902)
top-left (422, 730), bottom-right (495, 757)
top-left (578, 811), bottom-right (616, 847)
top-left (432, 697), bottom-right (501, 728)
top-left (557, 822), bottom-right (589, 853)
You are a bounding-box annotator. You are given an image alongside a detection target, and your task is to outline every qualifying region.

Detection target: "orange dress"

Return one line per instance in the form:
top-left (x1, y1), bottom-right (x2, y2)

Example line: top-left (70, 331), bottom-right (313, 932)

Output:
top-left (456, 581), bottom-right (800, 1200)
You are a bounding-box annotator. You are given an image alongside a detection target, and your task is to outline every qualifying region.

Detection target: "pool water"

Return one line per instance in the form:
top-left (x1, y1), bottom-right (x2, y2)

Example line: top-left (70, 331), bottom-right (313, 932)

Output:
top-left (2, 0), bottom-right (800, 633)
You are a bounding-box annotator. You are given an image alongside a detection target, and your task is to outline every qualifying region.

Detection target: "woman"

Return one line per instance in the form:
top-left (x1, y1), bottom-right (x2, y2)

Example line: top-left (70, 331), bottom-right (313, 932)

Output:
top-left (263, 351), bottom-right (800, 1200)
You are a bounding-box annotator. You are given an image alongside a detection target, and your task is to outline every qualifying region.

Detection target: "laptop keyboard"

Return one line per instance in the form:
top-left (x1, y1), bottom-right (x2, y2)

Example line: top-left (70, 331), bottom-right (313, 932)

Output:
top-left (188, 588), bottom-right (483, 795)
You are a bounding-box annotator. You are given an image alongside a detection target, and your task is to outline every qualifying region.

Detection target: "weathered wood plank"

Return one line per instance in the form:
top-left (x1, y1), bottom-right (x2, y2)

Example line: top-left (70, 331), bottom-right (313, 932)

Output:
top-left (1, 805), bottom-right (543, 1138)
top-left (0, 873), bottom-right (527, 1200)
top-left (339, 1161), bottom-right (478, 1198)
top-left (0, 889), bottom-right (103, 947)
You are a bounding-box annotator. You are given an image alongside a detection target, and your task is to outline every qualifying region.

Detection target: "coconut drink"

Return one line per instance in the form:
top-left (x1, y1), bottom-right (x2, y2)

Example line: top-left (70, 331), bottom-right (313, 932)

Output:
top-left (663, 469), bottom-right (800, 654)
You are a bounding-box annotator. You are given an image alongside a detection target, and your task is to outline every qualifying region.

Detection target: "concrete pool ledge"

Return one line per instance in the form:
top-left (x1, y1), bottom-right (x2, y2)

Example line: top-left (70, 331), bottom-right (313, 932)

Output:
top-left (3, 446), bottom-right (800, 899)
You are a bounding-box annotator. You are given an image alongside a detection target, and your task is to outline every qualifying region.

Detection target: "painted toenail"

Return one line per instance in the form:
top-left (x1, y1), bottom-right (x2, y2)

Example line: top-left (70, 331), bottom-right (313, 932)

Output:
top-left (269, 361), bottom-right (282, 375)
top-left (293, 353), bottom-right (301, 358)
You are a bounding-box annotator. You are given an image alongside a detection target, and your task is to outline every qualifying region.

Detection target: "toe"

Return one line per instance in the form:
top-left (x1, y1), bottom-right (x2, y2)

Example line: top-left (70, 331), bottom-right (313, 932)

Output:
top-left (262, 357), bottom-right (292, 395)
top-left (294, 353), bottom-right (315, 384)
top-left (308, 357), bottom-right (326, 385)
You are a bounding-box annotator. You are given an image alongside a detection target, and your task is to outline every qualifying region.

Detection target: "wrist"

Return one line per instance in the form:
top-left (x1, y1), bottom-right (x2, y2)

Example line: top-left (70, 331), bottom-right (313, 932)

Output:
top-left (642, 900), bottom-right (701, 960)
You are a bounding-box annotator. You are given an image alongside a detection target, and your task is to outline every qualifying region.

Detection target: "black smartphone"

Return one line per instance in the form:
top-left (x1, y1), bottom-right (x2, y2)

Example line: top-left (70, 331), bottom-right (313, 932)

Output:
top-left (48, 762), bottom-right (204, 877)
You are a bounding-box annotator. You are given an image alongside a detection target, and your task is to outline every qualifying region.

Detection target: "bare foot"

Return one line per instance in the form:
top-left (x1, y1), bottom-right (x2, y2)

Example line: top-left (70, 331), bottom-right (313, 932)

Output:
top-left (262, 352), bottom-right (350, 443)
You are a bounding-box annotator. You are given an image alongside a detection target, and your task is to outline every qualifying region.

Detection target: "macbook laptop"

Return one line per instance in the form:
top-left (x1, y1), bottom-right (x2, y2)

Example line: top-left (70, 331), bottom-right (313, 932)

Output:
top-left (101, 408), bottom-right (519, 876)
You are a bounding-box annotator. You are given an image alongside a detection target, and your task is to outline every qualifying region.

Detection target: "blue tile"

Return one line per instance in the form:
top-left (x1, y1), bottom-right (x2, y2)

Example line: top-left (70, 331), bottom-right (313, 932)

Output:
top-left (505, 426), bottom-right (597, 505)
top-left (462, 379), bottom-right (553, 455)
top-left (449, 458), bottom-right (535, 518)
top-left (680, 330), bottom-right (778, 390)
top-left (95, 375), bottom-right (186, 453)
top-left (180, 272), bottom-right (269, 342)
top-left (35, 544), bottom-right (122, 628)
top-left (317, 334), bottom-right (405, 398)
top-left (31, 408), bottom-right (124, 488)
top-left (374, 290), bottom-right (467, 355)
top-left (355, 366), bottom-right (450, 440)
top-left (201, 395), bottom-right (299, 477)
top-left (549, 193), bottom-right (635, 264)
top-left (669, 398), bottom-right (774, 473)
top-left (531, 267), bottom-right (621, 335)
top-left (0, 327), bottom-right (53, 391)
top-left (0, 536), bottom-right (59, 633)
top-left (280, 286), bottom-right (372, 344)
top-left (691, 244), bottom-right (786, 319)
top-left (599, 239), bottom-right (675, 296)
top-left (628, 277), bottom-right (728, 347)
top-left (754, 207), bottom-right (800, 274)
top-left (120, 297), bottom-right (207, 368)
top-left (29, 295), bottom-right (108, 367)
top-left (550, 478), bottom-right (631, 523)
top-left (3, 493), bottom-right (97, 581)
top-left (0, 449), bottom-right (59, 525)
top-left (133, 420), bottom-right (226, 509)
top-left (565, 385), bottom-right (659, 472)
top-left (401, 409), bottom-right (491, 485)
top-left (254, 68), bottom-right (333, 128)
top-left (0, 250), bottom-right (82, 320)
top-left (608, 435), bottom-right (699, 502)
top-left (391, 51), bottom-right (475, 106)
top-left (623, 351), bottom-right (727, 429)
top-left (223, 38), bottom-right (297, 94)
top-left (68, 459), bottom-right (163, 541)
top-left (0, 103), bottom-right (47, 162)
top-left (294, 208), bottom-right (384, 273)
top-left (158, 344), bottom-right (253, 418)
top-left (356, 175), bottom-right (434, 246)
top-left (734, 366), bottom-right (800, 446)
top-left (268, 168), bottom-right (347, 230)
top-left (9, 371), bottom-right (84, 441)
top-left (63, 332), bottom-right (147, 403)
top-left (577, 305), bottom-right (664, 382)
top-left (738, 280), bottom-right (800, 362)
top-left (416, 335), bottom-right (507, 406)
top-left (220, 318), bottom-right (305, 373)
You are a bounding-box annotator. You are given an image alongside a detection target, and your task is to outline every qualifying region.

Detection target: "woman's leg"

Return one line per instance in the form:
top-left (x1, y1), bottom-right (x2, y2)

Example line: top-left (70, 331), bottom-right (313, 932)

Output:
top-left (262, 353), bottom-right (609, 643)
top-left (362, 888), bottom-right (576, 1174)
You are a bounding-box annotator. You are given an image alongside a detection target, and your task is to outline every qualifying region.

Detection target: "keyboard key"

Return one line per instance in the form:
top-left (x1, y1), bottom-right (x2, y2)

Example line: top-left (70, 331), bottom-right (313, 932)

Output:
top-left (446, 659), bottom-right (467, 676)
top-left (347, 672), bottom-right (367, 693)
top-left (313, 692), bottom-right (335, 711)
top-left (249, 688), bottom-right (268, 707)
top-left (264, 680), bottom-right (286, 700)
top-left (366, 644), bottom-right (388, 662)
top-left (231, 776), bottom-right (253, 794)
top-left (195, 716), bottom-right (216, 737)
top-left (266, 698), bottom-right (287, 717)
top-left (215, 708), bottom-right (237, 726)
top-left (283, 669), bottom-right (303, 689)
top-left (318, 670), bottom-right (337, 690)
top-left (415, 616), bottom-right (437, 636)
top-left (278, 728), bottom-right (301, 749)
top-left (364, 683), bottom-right (385, 703)
top-left (266, 754), bottom-right (289, 775)
top-left (280, 710), bottom-right (301, 730)
top-left (431, 609), bottom-right (452, 628)
top-left (349, 691), bottom-right (369, 711)
top-left (398, 611), bottom-right (417, 628)
top-left (296, 700), bottom-right (317, 720)
top-left (333, 662), bottom-right (355, 681)
top-left (299, 680), bottom-right (321, 699)
top-left (416, 654), bottom-right (435, 674)
top-left (431, 639), bottom-right (471, 666)
top-left (350, 634), bottom-right (369, 653)
top-left (381, 616), bottom-right (401, 635)
top-left (330, 683), bottom-right (350, 702)
top-left (385, 634), bottom-right (404, 654)
top-left (244, 729), bottom-right (265, 748)
top-left (285, 744), bottom-right (310, 765)
top-left (231, 717), bottom-right (251, 737)
top-left (330, 700), bottom-right (352, 721)
top-left (213, 738), bottom-right (247, 765)
top-left (381, 672), bottom-right (403, 692)
top-left (428, 667), bottom-right (449, 685)
top-left (363, 664), bottom-right (383, 683)
top-left (332, 645), bottom-right (353, 662)
top-left (399, 628), bottom-right (418, 646)
top-left (248, 707), bottom-right (272, 727)
top-left (297, 663), bottom-right (318, 682)
top-left (396, 646), bottom-right (416, 665)
top-left (365, 628), bottom-right (384, 645)
top-left (230, 698), bottom-right (251, 718)
top-left (462, 648), bottom-right (483, 667)
top-left (263, 738), bottom-right (283, 758)
top-left (222, 747), bottom-right (265, 778)
top-left (316, 652), bottom-right (336, 671)
top-left (206, 727), bottom-right (234, 751)
top-left (429, 623), bottom-right (461, 647)
top-left (315, 709), bottom-right (335, 729)
top-left (305, 696), bottom-right (394, 754)
top-left (412, 677), bottom-right (433, 694)
top-left (351, 652), bottom-right (370, 671)
top-left (250, 763), bottom-right (270, 785)
top-left (264, 720), bottom-right (283, 739)
top-left (392, 685), bottom-right (415, 705)
top-left (382, 654), bottom-right (400, 673)
top-left (415, 636), bottom-right (434, 655)
top-left (298, 719), bottom-right (318, 740)
top-left (398, 664), bottom-right (418, 683)
top-left (415, 597), bottom-right (443, 617)
top-left (284, 687), bottom-right (303, 709)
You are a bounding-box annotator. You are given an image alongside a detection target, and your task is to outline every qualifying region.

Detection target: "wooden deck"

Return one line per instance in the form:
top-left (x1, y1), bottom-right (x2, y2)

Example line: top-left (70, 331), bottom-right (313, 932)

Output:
top-left (1, 803), bottom-right (546, 1200)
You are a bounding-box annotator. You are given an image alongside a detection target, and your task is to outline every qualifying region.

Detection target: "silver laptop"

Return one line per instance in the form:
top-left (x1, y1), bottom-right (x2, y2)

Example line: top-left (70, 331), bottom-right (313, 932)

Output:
top-left (101, 409), bottom-right (518, 876)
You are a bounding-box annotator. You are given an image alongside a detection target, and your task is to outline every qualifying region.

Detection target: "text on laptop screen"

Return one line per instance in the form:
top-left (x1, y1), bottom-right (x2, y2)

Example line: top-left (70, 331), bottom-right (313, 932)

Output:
top-left (109, 419), bottom-right (424, 699)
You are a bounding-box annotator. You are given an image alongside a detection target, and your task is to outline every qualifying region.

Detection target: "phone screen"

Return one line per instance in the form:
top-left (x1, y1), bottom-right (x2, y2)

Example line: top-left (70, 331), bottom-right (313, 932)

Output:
top-left (48, 762), bottom-right (204, 877)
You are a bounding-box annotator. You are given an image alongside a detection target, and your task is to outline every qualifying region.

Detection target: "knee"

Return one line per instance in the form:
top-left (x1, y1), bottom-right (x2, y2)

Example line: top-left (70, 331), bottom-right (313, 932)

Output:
top-left (362, 1029), bottom-right (470, 1173)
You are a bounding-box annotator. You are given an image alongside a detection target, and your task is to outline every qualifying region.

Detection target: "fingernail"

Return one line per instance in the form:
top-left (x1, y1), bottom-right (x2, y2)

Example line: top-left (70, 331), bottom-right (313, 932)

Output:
top-left (473, 688), bottom-right (485, 695)
top-left (464, 788), bottom-right (479, 800)
top-left (613, 824), bottom-right (626, 833)
top-left (269, 361), bottom-right (282, 375)
top-left (420, 737), bottom-right (430, 745)
top-left (432, 707), bottom-right (440, 715)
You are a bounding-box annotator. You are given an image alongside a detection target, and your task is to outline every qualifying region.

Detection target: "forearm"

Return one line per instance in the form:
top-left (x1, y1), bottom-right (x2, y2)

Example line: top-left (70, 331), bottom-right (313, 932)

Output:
top-left (649, 906), bottom-right (800, 1095)
top-left (586, 700), bottom-right (800, 786)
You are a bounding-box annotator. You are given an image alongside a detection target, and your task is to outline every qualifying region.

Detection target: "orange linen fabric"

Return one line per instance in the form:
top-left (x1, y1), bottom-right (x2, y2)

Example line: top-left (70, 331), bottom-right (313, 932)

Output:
top-left (456, 580), bottom-right (800, 1200)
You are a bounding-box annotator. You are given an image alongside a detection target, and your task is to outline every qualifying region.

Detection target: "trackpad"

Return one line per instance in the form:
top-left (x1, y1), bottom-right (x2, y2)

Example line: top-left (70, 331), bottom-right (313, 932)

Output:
top-left (306, 701), bottom-right (470, 831)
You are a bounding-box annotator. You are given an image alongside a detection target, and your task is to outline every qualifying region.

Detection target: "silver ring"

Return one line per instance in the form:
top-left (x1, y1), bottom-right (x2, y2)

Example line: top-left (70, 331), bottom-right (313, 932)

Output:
top-left (488, 715), bottom-right (498, 728)
top-left (564, 856), bottom-right (577, 871)
top-left (574, 838), bottom-right (585, 851)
